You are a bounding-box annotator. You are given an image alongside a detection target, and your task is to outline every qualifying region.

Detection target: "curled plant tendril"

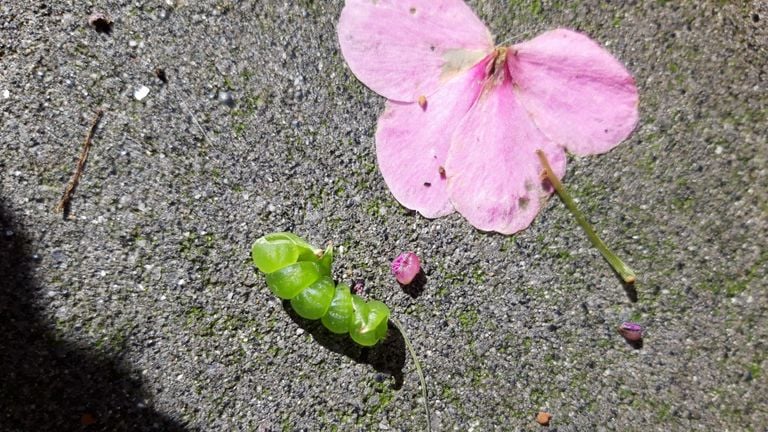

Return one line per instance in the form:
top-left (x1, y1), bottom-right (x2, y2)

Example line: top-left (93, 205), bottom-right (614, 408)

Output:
top-left (251, 232), bottom-right (431, 431)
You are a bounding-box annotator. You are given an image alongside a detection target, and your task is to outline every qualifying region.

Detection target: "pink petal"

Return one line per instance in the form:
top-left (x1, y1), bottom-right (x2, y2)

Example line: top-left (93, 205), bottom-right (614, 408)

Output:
top-left (375, 59), bottom-right (489, 218)
top-left (338, 0), bottom-right (494, 102)
top-left (508, 29), bottom-right (639, 155)
top-left (445, 77), bottom-right (566, 234)
top-left (391, 252), bottom-right (421, 285)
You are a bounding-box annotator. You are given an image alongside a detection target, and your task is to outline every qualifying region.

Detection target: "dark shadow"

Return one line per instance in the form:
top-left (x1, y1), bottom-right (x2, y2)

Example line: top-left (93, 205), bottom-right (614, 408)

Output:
top-left (88, 14), bottom-right (113, 35)
top-left (282, 301), bottom-right (406, 389)
top-left (624, 338), bottom-right (644, 350)
top-left (0, 200), bottom-right (189, 432)
top-left (154, 68), bottom-right (168, 84)
top-left (622, 280), bottom-right (639, 303)
top-left (400, 270), bottom-right (428, 299)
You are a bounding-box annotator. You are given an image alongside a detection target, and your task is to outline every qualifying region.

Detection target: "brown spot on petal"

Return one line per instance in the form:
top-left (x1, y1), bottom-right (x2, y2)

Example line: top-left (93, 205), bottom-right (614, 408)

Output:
top-left (518, 196), bottom-right (530, 211)
top-left (409, 6), bottom-right (416, 14)
top-left (438, 166), bottom-right (446, 179)
top-left (423, 182), bottom-right (431, 187)
top-left (539, 173), bottom-right (553, 192)
top-left (418, 95), bottom-right (427, 110)
top-left (524, 180), bottom-right (534, 192)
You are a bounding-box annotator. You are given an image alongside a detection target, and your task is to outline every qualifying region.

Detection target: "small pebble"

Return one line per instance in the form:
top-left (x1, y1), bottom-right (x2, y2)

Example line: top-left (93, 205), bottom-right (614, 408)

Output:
top-left (373, 373), bottom-right (387, 383)
top-left (218, 91), bottom-right (235, 107)
top-left (535, 412), bottom-right (552, 426)
top-left (134, 86), bottom-right (150, 100)
top-left (51, 250), bottom-right (66, 264)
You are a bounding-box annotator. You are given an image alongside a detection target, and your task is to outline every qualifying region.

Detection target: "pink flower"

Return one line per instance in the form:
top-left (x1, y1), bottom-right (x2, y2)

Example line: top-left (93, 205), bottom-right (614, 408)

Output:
top-left (391, 252), bottom-right (421, 285)
top-left (338, 0), bottom-right (639, 234)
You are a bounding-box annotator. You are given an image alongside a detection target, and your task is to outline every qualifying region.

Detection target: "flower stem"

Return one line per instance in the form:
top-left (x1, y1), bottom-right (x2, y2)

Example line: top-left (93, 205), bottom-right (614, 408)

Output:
top-left (535, 150), bottom-right (636, 284)
top-left (390, 317), bottom-right (431, 432)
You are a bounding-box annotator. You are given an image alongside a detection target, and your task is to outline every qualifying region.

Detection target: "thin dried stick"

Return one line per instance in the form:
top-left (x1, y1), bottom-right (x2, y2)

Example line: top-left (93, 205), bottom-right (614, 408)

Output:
top-left (55, 109), bottom-right (104, 217)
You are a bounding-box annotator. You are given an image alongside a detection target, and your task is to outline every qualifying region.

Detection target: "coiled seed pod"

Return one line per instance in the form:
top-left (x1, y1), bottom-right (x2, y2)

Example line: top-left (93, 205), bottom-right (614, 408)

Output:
top-left (251, 232), bottom-right (390, 346)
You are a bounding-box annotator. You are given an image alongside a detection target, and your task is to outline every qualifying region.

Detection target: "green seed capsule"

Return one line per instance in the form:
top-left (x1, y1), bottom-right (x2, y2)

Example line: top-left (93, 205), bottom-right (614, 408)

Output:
top-left (265, 261), bottom-right (322, 299)
top-left (252, 232), bottom-right (390, 346)
top-left (321, 282), bottom-right (354, 334)
top-left (291, 276), bottom-right (335, 319)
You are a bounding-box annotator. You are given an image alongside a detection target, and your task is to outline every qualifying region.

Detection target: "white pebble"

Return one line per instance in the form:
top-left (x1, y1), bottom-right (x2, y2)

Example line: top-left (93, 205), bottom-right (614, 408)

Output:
top-left (2, 89), bottom-right (9, 99)
top-left (134, 85), bottom-right (150, 100)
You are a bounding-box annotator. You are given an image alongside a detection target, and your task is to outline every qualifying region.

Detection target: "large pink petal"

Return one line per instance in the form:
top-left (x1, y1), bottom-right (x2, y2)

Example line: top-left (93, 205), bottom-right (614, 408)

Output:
top-left (508, 29), bottom-right (639, 155)
top-left (445, 79), bottom-right (566, 234)
top-left (338, 0), bottom-right (494, 102)
top-left (375, 60), bottom-right (489, 218)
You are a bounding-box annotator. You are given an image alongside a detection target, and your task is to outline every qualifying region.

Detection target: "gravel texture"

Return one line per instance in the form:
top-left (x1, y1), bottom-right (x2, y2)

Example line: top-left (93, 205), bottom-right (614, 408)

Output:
top-left (1, 1), bottom-right (766, 431)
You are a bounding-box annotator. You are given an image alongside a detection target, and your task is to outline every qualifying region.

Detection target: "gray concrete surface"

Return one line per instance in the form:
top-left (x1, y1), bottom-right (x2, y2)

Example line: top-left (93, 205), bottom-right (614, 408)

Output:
top-left (1, 1), bottom-right (766, 431)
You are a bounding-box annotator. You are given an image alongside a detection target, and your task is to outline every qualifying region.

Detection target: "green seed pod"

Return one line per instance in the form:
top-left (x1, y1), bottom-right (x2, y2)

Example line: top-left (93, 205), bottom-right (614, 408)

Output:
top-left (251, 232), bottom-right (390, 346)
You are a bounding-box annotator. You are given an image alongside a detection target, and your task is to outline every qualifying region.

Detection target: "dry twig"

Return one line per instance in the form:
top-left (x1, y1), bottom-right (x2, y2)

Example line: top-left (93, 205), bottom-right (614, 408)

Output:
top-left (55, 109), bottom-right (104, 218)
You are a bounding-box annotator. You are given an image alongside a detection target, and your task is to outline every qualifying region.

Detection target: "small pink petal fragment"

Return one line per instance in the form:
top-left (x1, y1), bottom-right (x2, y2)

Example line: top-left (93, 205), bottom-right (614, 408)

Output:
top-left (351, 279), bottom-right (366, 295)
top-left (618, 322), bottom-right (643, 342)
top-left (391, 252), bottom-right (421, 285)
top-left (509, 29), bottom-right (639, 155)
top-left (338, 0), bottom-right (493, 101)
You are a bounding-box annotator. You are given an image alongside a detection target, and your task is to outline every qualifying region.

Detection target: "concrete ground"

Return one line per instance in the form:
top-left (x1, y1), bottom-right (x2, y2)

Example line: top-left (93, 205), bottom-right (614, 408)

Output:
top-left (1, 0), bottom-right (766, 431)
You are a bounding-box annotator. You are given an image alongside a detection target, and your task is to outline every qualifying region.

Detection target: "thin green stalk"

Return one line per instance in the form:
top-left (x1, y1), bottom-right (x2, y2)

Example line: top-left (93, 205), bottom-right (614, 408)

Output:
top-left (390, 317), bottom-right (431, 432)
top-left (536, 150), bottom-right (636, 284)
